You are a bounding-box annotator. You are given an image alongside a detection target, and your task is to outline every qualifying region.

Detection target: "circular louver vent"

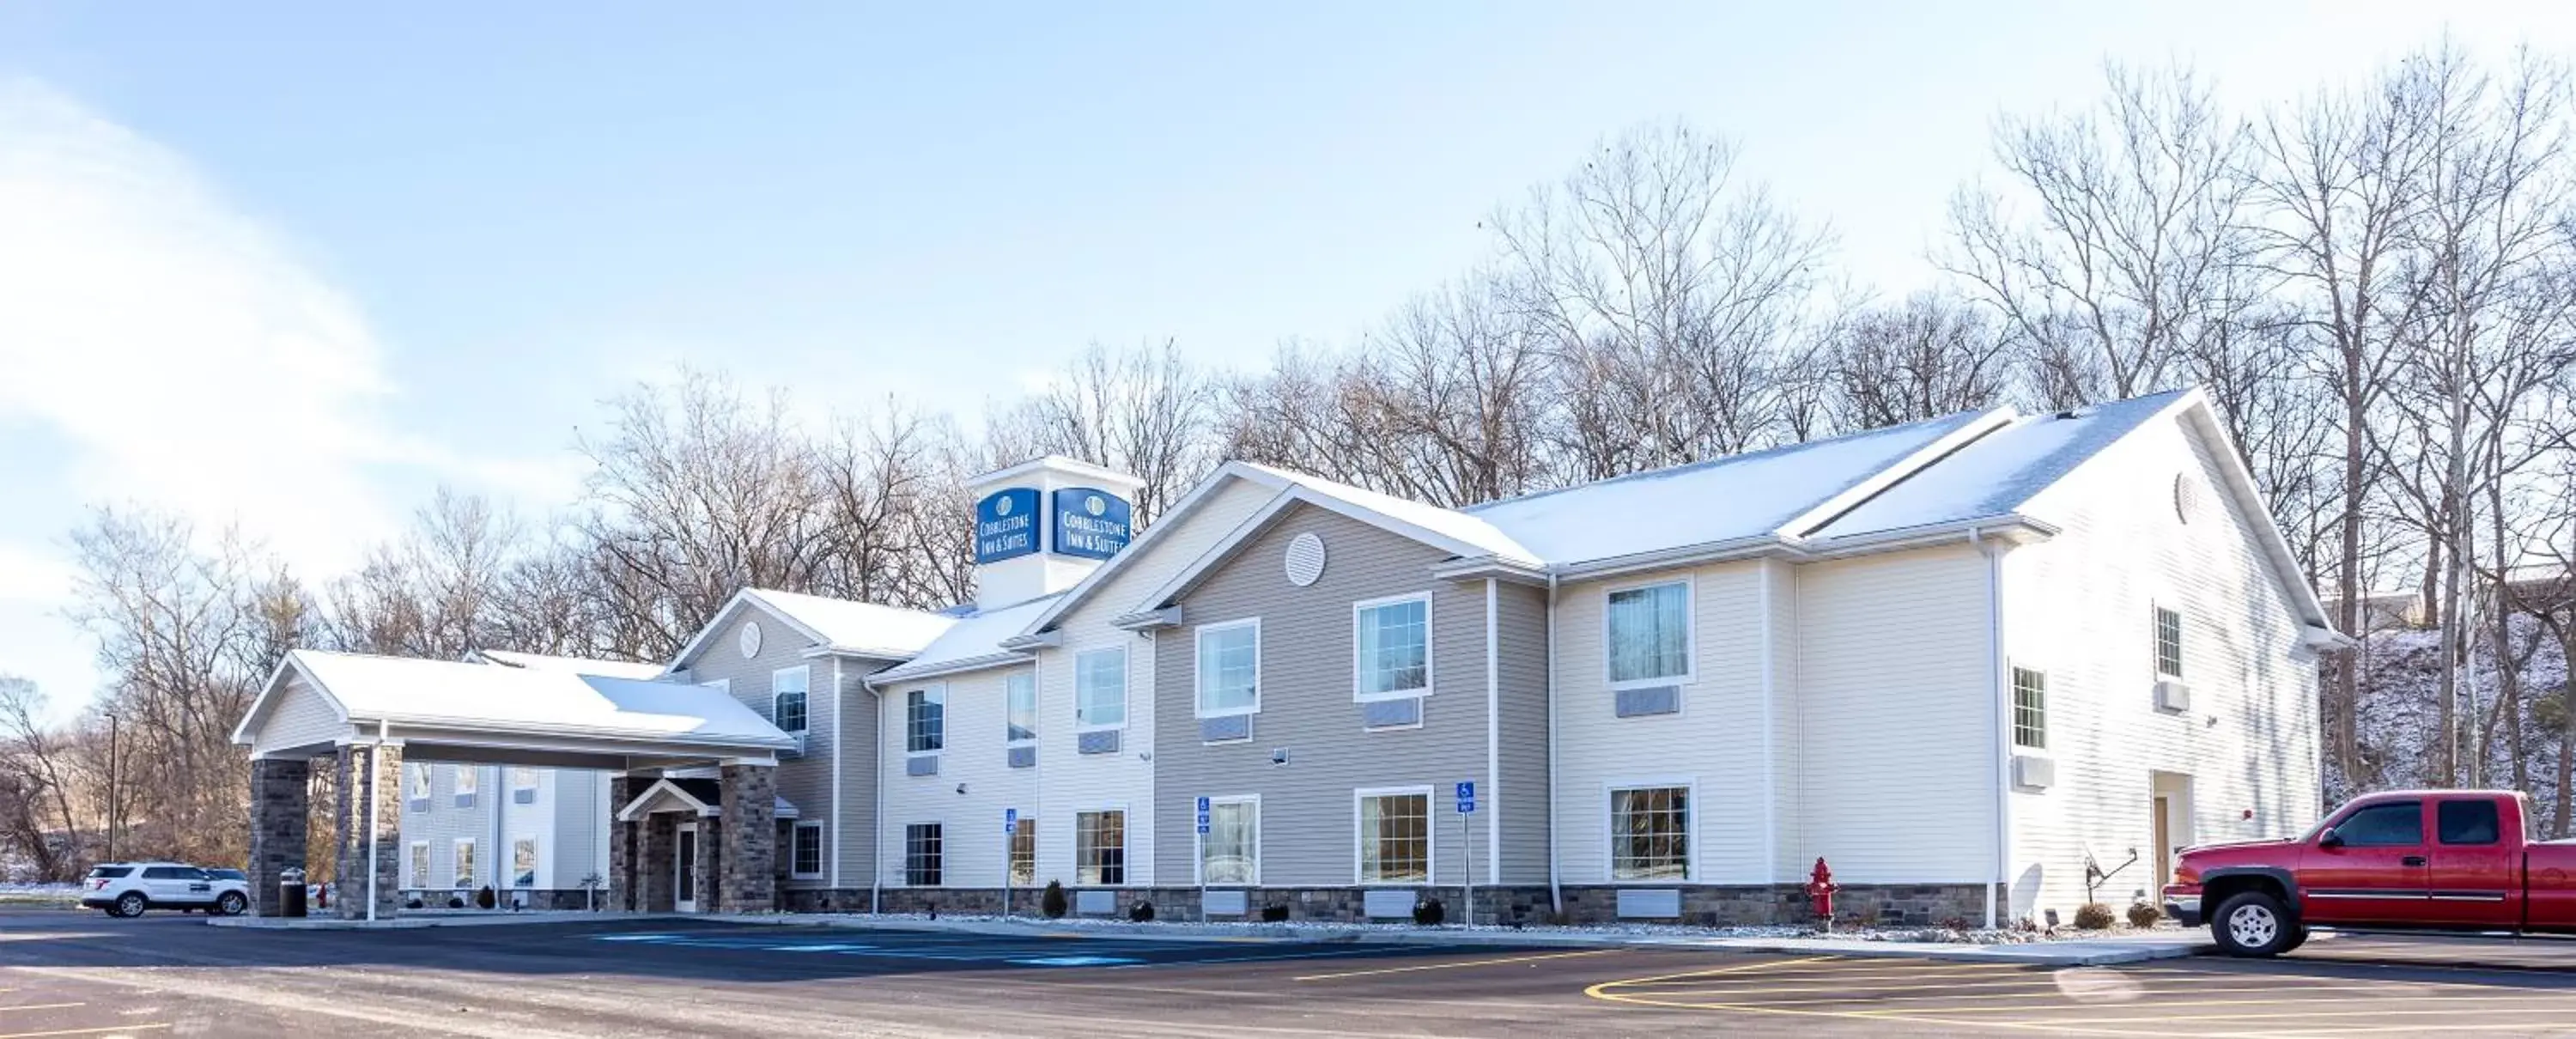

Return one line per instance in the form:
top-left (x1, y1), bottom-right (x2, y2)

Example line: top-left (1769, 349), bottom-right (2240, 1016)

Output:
top-left (739, 621), bottom-right (763, 659)
top-left (2174, 473), bottom-right (2201, 525)
top-left (1285, 532), bottom-right (1327, 586)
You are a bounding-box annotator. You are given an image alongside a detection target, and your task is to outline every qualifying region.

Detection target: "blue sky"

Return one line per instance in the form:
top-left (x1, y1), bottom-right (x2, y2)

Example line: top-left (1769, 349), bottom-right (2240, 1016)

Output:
top-left (2, 1), bottom-right (2569, 717)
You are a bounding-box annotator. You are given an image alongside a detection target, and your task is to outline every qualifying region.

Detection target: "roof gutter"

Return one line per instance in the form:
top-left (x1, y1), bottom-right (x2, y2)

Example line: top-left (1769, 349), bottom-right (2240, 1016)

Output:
top-left (866, 652), bottom-right (1034, 689)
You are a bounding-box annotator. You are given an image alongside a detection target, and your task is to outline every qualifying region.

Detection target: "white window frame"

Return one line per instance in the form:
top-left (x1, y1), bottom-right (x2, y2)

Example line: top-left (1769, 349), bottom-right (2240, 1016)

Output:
top-left (453, 765), bottom-right (478, 799)
top-left (1075, 805), bottom-right (1130, 886)
top-left (2153, 605), bottom-right (2185, 679)
top-left (903, 823), bottom-right (943, 887)
top-left (1602, 578), bottom-right (1694, 690)
top-left (1005, 668), bottom-right (1038, 747)
top-left (1194, 617), bottom-right (1262, 718)
top-left (508, 766), bottom-right (538, 799)
top-left (790, 821), bottom-right (825, 879)
top-left (771, 665), bottom-right (811, 734)
top-left (452, 837), bottom-right (478, 889)
top-left (1195, 793), bottom-right (1261, 886)
top-left (408, 841), bottom-right (429, 888)
top-left (2011, 665), bottom-right (2047, 751)
top-left (1352, 785), bottom-right (1435, 886)
top-left (904, 685), bottom-right (945, 761)
top-left (511, 835), bottom-right (539, 888)
top-left (1008, 814), bottom-right (1038, 887)
top-left (1603, 778), bottom-right (1696, 884)
top-left (407, 763), bottom-right (431, 802)
top-left (1351, 592), bottom-right (1434, 702)
top-left (1074, 647), bottom-right (1127, 732)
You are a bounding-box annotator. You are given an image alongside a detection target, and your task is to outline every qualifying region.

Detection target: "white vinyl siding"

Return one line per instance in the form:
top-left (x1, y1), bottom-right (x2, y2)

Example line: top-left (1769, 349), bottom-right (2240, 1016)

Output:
top-left (1194, 619), bottom-right (1260, 716)
top-left (1606, 580), bottom-right (1692, 687)
top-left (1353, 593), bottom-right (1431, 700)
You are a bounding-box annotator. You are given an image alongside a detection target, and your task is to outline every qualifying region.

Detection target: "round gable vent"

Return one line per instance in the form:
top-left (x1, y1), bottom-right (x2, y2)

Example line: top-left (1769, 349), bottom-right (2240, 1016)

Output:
top-left (2174, 473), bottom-right (2202, 525)
top-left (739, 620), bottom-right (763, 659)
top-left (1285, 532), bottom-right (1327, 587)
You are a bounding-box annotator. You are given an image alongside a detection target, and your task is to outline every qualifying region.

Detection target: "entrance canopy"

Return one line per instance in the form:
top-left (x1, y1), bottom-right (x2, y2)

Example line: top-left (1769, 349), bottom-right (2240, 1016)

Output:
top-left (233, 649), bottom-right (797, 769)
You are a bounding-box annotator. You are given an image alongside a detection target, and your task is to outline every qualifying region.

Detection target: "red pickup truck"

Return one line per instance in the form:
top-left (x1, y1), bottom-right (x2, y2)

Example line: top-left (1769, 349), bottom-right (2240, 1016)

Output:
top-left (2164, 789), bottom-right (2576, 956)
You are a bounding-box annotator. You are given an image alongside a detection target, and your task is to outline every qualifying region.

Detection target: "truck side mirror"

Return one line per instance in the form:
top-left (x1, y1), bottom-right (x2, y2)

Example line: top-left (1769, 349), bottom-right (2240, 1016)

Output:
top-left (2318, 828), bottom-right (2345, 850)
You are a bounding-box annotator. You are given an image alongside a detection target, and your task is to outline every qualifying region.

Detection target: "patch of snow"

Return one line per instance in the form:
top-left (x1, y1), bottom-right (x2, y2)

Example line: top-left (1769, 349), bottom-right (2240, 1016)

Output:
top-left (1812, 389), bottom-right (2189, 540)
top-left (1239, 463), bottom-right (1535, 562)
top-left (279, 650), bottom-right (795, 746)
top-left (872, 594), bottom-right (1060, 681)
top-left (746, 588), bottom-right (958, 658)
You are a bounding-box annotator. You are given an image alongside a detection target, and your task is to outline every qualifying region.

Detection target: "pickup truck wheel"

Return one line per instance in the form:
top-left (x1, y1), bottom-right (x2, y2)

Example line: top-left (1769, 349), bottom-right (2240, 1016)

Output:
top-left (2211, 891), bottom-right (2295, 957)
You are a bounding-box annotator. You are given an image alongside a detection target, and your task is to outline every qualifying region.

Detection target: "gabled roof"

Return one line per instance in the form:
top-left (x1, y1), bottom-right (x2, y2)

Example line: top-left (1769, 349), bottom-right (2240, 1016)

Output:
top-left (669, 587), bottom-right (957, 670)
top-left (870, 593), bottom-right (1060, 684)
top-left (467, 648), bottom-right (666, 682)
top-left (233, 649), bottom-right (796, 750)
top-left (1239, 463), bottom-right (1535, 562)
top-left (1807, 390), bottom-right (2190, 541)
top-left (613, 777), bottom-right (800, 822)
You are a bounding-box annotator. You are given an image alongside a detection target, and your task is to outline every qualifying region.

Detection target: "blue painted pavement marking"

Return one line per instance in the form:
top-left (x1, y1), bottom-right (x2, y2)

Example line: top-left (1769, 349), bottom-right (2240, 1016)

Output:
top-left (585, 932), bottom-right (1261, 968)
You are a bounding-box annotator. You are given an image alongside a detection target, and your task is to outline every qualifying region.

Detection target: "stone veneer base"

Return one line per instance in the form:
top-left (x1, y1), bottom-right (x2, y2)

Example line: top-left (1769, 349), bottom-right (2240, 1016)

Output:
top-left (857, 883), bottom-right (1997, 927)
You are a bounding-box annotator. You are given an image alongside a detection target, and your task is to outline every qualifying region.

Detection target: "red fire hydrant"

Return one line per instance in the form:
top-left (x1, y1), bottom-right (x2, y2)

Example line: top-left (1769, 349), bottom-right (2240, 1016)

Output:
top-left (1805, 857), bottom-right (1839, 930)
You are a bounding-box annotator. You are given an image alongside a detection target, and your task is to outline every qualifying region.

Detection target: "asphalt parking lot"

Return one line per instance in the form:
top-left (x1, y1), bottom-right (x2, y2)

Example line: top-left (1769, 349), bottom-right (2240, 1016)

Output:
top-left (9, 910), bottom-right (2576, 1036)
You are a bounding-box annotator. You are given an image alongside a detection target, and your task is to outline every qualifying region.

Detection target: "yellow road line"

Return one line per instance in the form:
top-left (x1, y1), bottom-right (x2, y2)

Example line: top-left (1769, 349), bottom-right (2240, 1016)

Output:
top-left (1577, 954), bottom-right (1835, 993)
top-left (1620, 965), bottom-right (2043, 987)
top-left (1293, 948), bottom-right (1615, 981)
top-left (0, 1026), bottom-right (173, 1039)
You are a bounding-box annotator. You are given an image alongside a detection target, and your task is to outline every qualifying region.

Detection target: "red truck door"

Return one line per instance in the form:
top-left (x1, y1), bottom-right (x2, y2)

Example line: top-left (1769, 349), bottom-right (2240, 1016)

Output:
top-left (2300, 799), bottom-right (2429, 926)
top-left (2425, 796), bottom-right (2520, 930)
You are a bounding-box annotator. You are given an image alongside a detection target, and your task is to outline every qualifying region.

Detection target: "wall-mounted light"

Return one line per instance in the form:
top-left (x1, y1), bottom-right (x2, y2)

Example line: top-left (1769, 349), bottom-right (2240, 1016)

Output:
top-left (955, 783), bottom-right (969, 796)
top-left (1270, 748), bottom-right (1290, 766)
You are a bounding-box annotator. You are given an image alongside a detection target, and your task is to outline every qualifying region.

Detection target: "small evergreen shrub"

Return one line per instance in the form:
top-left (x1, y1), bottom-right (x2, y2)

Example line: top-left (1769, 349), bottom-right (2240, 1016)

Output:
top-left (2126, 902), bottom-right (2162, 928)
top-left (1940, 915), bottom-right (1971, 932)
top-left (476, 885), bottom-right (497, 910)
top-left (1128, 901), bottom-right (1156, 922)
top-left (447, 895), bottom-right (465, 909)
top-left (2073, 902), bottom-right (2117, 930)
top-left (404, 897), bottom-right (424, 910)
top-left (1261, 903), bottom-right (1290, 922)
top-left (1041, 880), bottom-right (1067, 919)
top-left (1413, 897), bottom-right (1446, 927)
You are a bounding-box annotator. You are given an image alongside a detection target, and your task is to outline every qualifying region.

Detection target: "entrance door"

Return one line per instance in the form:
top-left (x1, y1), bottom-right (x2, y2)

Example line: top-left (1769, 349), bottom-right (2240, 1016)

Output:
top-left (2153, 796), bottom-right (2173, 891)
top-left (676, 823), bottom-right (699, 913)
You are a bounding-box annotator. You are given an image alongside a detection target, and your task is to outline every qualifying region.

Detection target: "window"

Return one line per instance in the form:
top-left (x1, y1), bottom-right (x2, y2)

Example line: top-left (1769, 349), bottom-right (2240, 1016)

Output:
top-left (1005, 670), bottom-right (1037, 744)
top-left (1354, 595), bottom-right (1431, 699)
top-left (509, 767), bottom-right (538, 805)
top-left (1611, 787), bottom-right (1690, 881)
top-left (1357, 791), bottom-right (1430, 884)
top-left (2154, 606), bottom-right (2184, 678)
top-left (905, 823), bottom-right (943, 886)
top-left (408, 842), bottom-right (429, 888)
top-left (2012, 668), bottom-right (2047, 750)
top-left (1009, 816), bottom-right (1037, 887)
top-left (2334, 802), bottom-right (2422, 848)
top-left (512, 837), bottom-right (538, 888)
top-left (1076, 810), bottom-right (1126, 885)
top-left (1196, 620), bottom-right (1261, 716)
top-left (453, 839), bottom-right (477, 888)
top-left (773, 665), bottom-right (810, 734)
top-left (1076, 647), bottom-right (1127, 728)
top-left (906, 688), bottom-right (945, 755)
top-left (407, 763), bottom-right (431, 805)
top-left (2438, 800), bottom-right (2501, 846)
top-left (791, 822), bottom-right (825, 878)
top-left (453, 766), bottom-right (478, 806)
top-left (1200, 797), bottom-right (1259, 885)
top-left (1607, 581), bottom-right (1691, 686)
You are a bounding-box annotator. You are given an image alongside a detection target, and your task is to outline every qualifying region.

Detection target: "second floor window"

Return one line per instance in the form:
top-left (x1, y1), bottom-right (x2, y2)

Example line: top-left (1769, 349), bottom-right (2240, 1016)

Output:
top-left (407, 764), bottom-right (431, 805)
top-left (1076, 647), bottom-right (1126, 728)
top-left (509, 766), bottom-right (538, 805)
top-left (1005, 670), bottom-right (1037, 744)
top-left (1607, 581), bottom-right (1691, 686)
top-left (2012, 668), bottom-right (2047, 750)
top-left (2154, 607), bottom-right (2184, 678)
top-left (906, 689), bottom-right (945, 754)
top-left (1196, 620), bottom-right (1260, 716)
top-left (773, 666), bottom-right (809, 733)
top-left (1355, 595), bottom-right (1430, 698)
top-left (453, 766), bottom-right (478, 806)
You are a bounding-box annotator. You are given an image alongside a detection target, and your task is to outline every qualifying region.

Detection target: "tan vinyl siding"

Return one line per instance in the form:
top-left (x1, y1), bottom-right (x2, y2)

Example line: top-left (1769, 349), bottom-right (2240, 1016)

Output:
top-left (835, 659), bottom-right (879, 891)
top-left (682, 606), bottom-right (840, 890)
top-left (1494, 580), bottom-right (1551, 886)
top-left (1152, 506), bottom-right (1513, 888)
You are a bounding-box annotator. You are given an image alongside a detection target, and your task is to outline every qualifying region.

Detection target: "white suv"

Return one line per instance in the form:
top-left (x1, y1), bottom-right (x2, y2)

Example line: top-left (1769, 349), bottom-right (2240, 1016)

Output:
top-left (82, 862), bottom-right (251, 918)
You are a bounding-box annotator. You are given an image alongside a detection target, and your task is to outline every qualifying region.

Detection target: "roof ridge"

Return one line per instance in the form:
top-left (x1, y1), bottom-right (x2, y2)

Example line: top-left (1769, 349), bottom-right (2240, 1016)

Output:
top-left (1460, 407), bottom-right (1993, 514)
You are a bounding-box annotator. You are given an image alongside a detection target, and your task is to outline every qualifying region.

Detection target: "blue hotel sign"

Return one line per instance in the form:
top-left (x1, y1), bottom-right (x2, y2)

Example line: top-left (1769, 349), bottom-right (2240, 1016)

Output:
top-left (1052, 488), bottom-right (1133, 561)
top-left (974, 489), bottom-right (1042, 563)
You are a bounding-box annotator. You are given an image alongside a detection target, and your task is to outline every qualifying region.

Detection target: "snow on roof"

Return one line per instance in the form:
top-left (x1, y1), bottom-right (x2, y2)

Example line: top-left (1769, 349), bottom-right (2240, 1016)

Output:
top-left (1238, 463), bottom-right (1536, 562)
top-left (871, 594), bottom-right (1062, 683)
top-left (471, 649), bottom-right (666, 682)
top-left (289, 649), bottom-right (793, 747)
top-left (1808, 389), bottom-right (2190, 541)
top-left (1463, 410), bottom-right (1996, 564)
top-left (744, 588), bottom-right (958, 658)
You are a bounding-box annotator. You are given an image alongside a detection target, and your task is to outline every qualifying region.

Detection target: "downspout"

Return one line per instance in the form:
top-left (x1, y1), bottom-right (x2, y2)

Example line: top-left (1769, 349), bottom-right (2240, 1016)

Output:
top-left (1546, 571), bottom-right (1562, 915)
top-left (830, 657), bottom-right (844, 892)
top-left (368, 719), bottom-right (387, 922)
top-left (1758, 562), bottom-right (1778, 897)
top-left (870, 678), bottom-right (884, 914)
top-left (1484, 579), bottom-right (1501, 901)
top-left (1973, 526), bottom-right (2009, 930)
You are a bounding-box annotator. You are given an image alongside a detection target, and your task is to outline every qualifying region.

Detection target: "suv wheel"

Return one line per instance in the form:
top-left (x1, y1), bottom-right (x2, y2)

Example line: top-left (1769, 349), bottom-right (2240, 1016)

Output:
top-left (2210, 890), bottom-right (2299, 957)
top-left (113, 891), bottom-right (148, 919)
top-left (216, 891), bottom-right (248, 916)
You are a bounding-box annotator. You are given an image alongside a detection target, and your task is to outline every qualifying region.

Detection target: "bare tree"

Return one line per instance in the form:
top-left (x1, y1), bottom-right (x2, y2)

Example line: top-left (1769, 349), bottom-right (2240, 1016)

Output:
top-left (987, 340), bottom-right (1216, 524)
top-left (1813, 291), bottom-right (2013, 431)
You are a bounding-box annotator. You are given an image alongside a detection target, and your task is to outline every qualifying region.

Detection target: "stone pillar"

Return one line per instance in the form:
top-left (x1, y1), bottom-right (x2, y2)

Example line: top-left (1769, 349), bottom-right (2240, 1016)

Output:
top-left (718, 763), bottom-right (777, 913)
top-left (695, 818), bottom-right (722, 912)
top-left (639, 814), bottom-right (677, 912)
top-left (246, 757), bottom-right (310, 917)
top-left (331, 742), bottom-right (404, 921)
top-left (607, 776), bottom-right (637, 912)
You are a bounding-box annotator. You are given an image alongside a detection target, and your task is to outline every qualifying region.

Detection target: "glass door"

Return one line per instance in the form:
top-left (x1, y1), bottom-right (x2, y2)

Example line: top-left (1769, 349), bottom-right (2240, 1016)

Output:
top-left (676, 823), bottom-right (698, 913)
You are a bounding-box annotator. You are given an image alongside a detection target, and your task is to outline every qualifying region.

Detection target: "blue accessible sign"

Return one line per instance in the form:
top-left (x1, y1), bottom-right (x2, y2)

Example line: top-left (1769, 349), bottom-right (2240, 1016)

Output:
top-left (1455, 781), bottom-right (1476, 814)
top-left (1196, 795), bottom-right (1212, 834)
top-left (1005, 807), bottom-right (1018, 835)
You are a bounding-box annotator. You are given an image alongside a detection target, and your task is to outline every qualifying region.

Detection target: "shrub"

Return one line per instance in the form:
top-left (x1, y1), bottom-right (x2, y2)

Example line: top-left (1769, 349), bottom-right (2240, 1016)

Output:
top-left (1041, 880), bottom-right (1067, 919)
top-left (404, 897), bottom-right (424, 910)
top-left (1261, 903), bottom-right (1290, 922)
top-left (1128, 901), bottom-right (1156, 923)
top-left (2073, 902), bottom-right (2116, 930)
top-left (1940, 916), bottom-right (1971, 932)
top-left (2126, 902), bottom-right (2162, 928)
top-left (447, 896), bottom-right (465, 909)
top-left (1413, 897), bottom-right (1446, 927)
top-left (476, 885), bottom-right (497, 910)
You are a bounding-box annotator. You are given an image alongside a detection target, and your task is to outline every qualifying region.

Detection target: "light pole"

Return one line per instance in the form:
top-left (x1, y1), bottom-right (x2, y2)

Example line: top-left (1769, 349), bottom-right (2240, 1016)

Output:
top-left (103, 712), bottom-right (119, 864)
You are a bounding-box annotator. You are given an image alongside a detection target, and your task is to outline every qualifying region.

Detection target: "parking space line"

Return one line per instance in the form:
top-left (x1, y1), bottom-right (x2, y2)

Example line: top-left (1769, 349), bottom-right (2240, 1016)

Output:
top-left (2018, 1003), bottom-right (2576, 1028)
top-left (0, 1006), bottom-right (82, 1014)
top-left (1292, 949), bottom-right (1614, 981)
top-left (1111, 948), bottom-right (1449, 969)
top-left (1850, 990), bottom-right (2571, 1015)
top-left (0, 1027), bottom-right (172, 1039)
top-left (1709, 980), bottom-right (2468, 1006)
top-left (1622, 964), bottom-right (2036, 987)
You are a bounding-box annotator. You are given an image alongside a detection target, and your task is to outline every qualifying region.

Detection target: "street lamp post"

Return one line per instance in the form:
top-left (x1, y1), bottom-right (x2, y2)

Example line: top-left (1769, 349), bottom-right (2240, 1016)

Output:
top-left (103, 712), bottom-right (119, 864)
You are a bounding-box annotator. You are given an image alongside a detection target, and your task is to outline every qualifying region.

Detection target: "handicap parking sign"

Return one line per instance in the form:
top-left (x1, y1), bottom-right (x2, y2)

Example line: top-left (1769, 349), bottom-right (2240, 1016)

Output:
top-left (1196, 796), bottom-right (1211, 811)
top-left (1456, 781), bottom-right (1475, 813)
top-left (1005, 807), bottom-right (1018, 834)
